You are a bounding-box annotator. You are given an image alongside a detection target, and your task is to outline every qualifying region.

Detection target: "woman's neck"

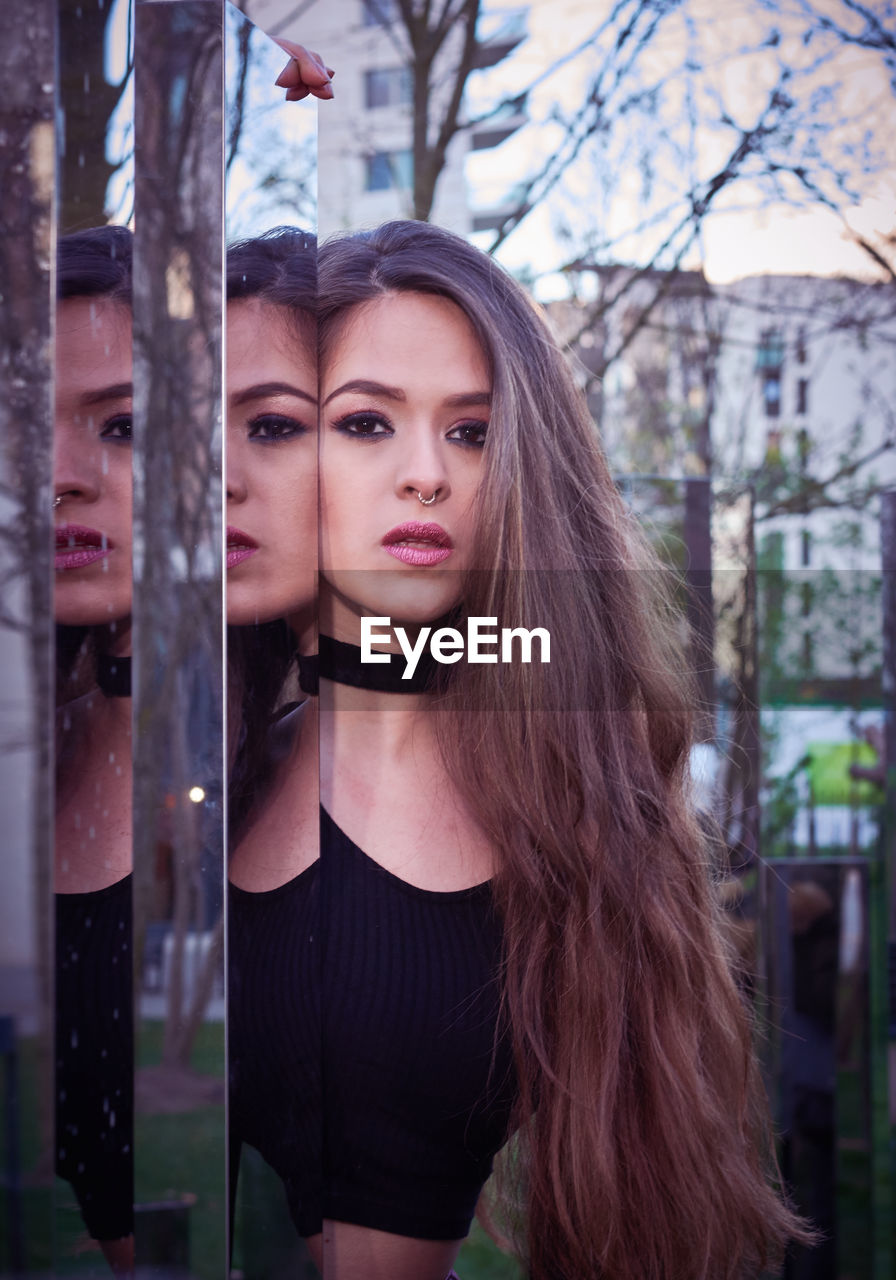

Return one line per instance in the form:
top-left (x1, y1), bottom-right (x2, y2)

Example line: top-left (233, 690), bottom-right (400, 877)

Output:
top-left (319, 680), bottom-right (434, 766)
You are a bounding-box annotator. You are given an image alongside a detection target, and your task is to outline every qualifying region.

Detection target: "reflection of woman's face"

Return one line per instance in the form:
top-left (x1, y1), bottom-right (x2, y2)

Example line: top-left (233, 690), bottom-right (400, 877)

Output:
top-left (54, 298), bottom-right (133, 629)
top-left (320, 291), bottom-right (491, 638)
top-left (226, 300), bottom-right (318, 629)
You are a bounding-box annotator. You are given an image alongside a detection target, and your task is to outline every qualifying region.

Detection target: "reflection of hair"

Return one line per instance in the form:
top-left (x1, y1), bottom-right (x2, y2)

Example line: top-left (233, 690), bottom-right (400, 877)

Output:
top-left (318, 221), bottom-right (807, 1278)
top-left (57, 224), bottom-right (133, 304)
top-left (226, 228), bottom-right (317, 839)
top-left (227, 225), bottom-right (316, 342)
top-left (56, 226), bottom-right (134, 705)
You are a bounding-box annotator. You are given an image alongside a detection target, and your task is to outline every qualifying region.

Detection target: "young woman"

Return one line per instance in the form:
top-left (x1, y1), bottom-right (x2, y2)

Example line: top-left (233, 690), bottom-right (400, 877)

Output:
top-left (311, 219), bottom-right (809, 1280)
top-left (54, 225), bottom-right (135, 1276)
top-left (224, 227), bottom-right (318, 828)
top-left (223, 229), bottom-right (323, 1268)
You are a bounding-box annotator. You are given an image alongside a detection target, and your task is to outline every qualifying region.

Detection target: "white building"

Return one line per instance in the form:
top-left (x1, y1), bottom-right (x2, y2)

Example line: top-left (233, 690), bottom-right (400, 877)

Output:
top-left (549, 269), bottom-right (896, 574)
top-left (296, 0), bottom-right (528, 237)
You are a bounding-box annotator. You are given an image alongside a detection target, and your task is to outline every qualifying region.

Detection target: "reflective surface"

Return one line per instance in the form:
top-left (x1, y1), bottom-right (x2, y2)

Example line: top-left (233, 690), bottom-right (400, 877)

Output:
top-left (0, 1), bottom-right (55, 1271)
top-left (224, 5), bottom-right (320, 1274)
top-left (132, 3), bottom-right (225, 1275)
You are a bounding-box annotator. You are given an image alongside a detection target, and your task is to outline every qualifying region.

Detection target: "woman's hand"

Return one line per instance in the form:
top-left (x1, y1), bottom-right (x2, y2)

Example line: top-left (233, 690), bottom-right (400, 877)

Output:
top-left (274, 39), bottom-right (334, 101)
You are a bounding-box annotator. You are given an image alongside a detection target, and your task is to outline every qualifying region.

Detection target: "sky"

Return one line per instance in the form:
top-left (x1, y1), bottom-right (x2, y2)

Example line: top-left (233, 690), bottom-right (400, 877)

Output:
top-left (100, 0), bottom-right (894, 287)
top-left (466, 0), bottom-right (895, 286)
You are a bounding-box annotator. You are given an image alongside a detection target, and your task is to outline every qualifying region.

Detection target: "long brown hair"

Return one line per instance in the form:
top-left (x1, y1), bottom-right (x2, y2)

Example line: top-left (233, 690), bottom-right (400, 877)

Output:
top-left (317, 221), bottom-right (809, 1279)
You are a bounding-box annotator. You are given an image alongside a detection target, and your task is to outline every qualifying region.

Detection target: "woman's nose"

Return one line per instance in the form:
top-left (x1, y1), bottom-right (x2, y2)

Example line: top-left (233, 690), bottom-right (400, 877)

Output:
top-left (226, 444), bottom-right (248, 504)
top-left (53, 425), bottom-right (101, 506)
top-left (395, 432), bottom-right (450, 505)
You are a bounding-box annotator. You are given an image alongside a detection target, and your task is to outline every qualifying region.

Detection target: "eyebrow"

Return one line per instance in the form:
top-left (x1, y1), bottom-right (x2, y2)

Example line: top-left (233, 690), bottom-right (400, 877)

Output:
top-left (323, 378), bottom-right (491, 409)
top-left (80, 382), bottom-right (133, 406)
top-left (231, 381), bottom-right (318, 407)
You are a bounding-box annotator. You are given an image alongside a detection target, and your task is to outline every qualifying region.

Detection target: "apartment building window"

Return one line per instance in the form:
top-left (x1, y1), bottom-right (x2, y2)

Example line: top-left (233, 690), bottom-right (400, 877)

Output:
top-left (796, 326), bottom-right (807, 363)
top-left (797, 377), bottom-right (808, 416)
top-left (365, 149), bottom-right (413, 191)
top-left (763, 374), bottom-right (781, 418)
top-left (801, 529), bottom-right (811, 567)
top-left (757, 327), bottom-right (783, 419)
top-left (363, 0), bottom-right (399, 26)
top-left (756, 327), bottom-right (784, 369)
top-left (365, 66), bottom-right (412, 109)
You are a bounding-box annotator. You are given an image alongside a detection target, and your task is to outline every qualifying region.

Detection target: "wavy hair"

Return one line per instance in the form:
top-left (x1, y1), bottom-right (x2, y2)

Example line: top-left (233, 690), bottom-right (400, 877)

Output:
top-left (317, 220), bottom-right (809, 1278)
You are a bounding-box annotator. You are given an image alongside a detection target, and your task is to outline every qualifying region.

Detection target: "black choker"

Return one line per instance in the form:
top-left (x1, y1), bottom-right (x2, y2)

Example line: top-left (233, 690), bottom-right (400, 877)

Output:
top-left (97, 653), bottom-right (131, 698)
top-left (318, 635), bottom-right (438, 694)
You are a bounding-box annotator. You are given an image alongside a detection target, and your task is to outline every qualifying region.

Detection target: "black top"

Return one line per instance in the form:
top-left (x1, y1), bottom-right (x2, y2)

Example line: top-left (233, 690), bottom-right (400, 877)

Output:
top-left (228, 809), bottom-right (516, 1241)
top-left (228, 861), bottom-right (322, 1235)
top-left (55, 875), bottom-right (134, 1242)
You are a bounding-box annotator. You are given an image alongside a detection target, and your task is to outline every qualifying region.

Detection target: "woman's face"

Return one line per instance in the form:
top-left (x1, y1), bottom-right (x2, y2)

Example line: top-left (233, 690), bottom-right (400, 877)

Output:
top-left (54, 297), bottom-right (133, 632)
top-left (319, 291), bottom-right (491, 638)
top-left (225, 299), bottom-right (318, 633)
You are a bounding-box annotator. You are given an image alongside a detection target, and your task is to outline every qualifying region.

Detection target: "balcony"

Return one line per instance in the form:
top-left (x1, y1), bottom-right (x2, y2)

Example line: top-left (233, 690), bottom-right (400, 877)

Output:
top-left (472, 9), bottom-right (527, 69)
top-left (470, 94), bottom-right (527, 150)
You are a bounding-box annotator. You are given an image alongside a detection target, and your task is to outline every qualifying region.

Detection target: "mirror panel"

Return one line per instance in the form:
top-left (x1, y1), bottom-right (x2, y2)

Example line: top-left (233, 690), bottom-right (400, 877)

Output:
top-left (224, 4), bottom-right (319, 1275)
top-left (0, 3), bottom-right (55, 1272)
top-left (132, 3), bottom-right (226, 1274)
top-left (53, 1), bottom-right (136, 1271)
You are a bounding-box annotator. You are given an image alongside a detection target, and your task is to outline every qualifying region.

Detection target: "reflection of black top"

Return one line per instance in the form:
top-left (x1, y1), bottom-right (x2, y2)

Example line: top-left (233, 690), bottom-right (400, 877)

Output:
top-left (228, 809), bottom-right (516, 1241)
top-left (55, 876), bottom-right (134, 1241)
top-left (228, 862), bottom-right (322, 1235)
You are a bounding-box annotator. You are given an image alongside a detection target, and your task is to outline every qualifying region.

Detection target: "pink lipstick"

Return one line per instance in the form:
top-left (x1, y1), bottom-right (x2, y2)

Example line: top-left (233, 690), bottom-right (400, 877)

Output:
top-left (55, 524), bottom-right (112, 571)
top-left (382, 521), bottom-right (453, 567)
top-left (227, 526), bottom-right (258, 569)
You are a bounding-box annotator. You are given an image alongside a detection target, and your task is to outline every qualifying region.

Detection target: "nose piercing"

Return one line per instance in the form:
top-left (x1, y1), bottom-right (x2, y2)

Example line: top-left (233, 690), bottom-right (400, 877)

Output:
top-left (54, 496), bottom-right (63, 508)
top-left (417, 490), bottom-right (439, 505)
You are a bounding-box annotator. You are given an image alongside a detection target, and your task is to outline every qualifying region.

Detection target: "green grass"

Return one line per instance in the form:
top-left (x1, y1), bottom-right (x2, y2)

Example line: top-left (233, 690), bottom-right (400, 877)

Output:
top-left (133, 1020), bottom-right (226, 1280)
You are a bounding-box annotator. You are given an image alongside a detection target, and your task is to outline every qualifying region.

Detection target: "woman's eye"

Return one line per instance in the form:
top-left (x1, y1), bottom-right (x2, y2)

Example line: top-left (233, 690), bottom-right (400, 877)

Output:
top-left (448, 419), bottom-right (488, 448)
top-left (99, 413), bottom-right (133, 442)
top-left (247, 413), bottom-right (308, 443)
top-left (332, 411), bottom-right (393, 439)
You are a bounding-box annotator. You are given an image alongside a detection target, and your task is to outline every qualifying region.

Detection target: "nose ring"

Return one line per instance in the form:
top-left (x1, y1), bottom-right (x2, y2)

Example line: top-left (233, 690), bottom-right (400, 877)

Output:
top-left (54, 496), bottom-right (63, 508)
top-left (417, 490), bottom-right (438, 506)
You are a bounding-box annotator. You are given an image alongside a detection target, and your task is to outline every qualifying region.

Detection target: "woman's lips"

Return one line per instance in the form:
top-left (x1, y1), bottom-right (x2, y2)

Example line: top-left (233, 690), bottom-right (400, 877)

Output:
top-left (382, 521), bottom-right (453, 567)
top-left (55, 524), bottom-right (112, 571)
top-left (227, 526), bottom-right (259, 570)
